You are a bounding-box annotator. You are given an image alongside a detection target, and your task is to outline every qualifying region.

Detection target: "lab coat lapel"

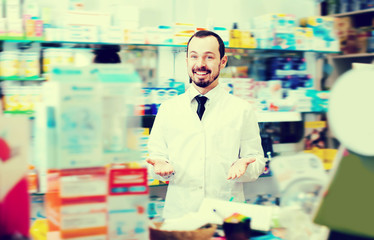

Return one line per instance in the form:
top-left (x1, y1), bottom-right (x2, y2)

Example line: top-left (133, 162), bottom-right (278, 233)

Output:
top-left (183, 91), bottom-right (204, 124)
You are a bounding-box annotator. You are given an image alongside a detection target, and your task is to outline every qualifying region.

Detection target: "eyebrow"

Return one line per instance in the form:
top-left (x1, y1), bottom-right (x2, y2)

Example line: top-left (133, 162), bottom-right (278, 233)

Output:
top-left (189, 51), bottom-right (216, 55)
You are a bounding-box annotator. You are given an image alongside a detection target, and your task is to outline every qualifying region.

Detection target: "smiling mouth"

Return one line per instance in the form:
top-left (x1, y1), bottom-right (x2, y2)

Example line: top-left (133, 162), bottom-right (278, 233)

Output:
top-left (193, 70), bottom-right (210, 77)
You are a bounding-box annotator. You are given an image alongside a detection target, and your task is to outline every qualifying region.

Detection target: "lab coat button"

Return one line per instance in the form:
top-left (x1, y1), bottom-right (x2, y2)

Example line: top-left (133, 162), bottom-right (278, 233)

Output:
top-left (199, 186), bottom-right (203, 190)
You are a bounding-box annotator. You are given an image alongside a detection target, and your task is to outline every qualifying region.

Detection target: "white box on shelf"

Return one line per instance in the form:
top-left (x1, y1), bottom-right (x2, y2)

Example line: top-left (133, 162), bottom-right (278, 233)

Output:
top-left (256, 111), bottom-right (302, 122)
top-left (108, 168), bottom-right (149, 240)
top-left (5, 18), bottom-right (23, 36)
top-left (42, 81), bottom-right (104, 169)
top-left (64, 11), bottom-right (111, 27)
top-left (5, 0), bottom-right (20, 19)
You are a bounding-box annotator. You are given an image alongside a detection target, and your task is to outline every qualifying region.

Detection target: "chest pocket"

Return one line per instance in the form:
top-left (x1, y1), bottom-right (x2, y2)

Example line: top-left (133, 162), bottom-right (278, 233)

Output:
top-left (163, 108), bottom-right (201, 147)
top-left (212, 121), bottom-right (241, 158)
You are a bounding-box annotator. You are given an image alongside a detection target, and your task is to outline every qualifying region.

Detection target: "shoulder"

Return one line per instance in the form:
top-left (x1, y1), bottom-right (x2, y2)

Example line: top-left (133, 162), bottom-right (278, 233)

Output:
top-left (158, 92), bottom-right (187, 109)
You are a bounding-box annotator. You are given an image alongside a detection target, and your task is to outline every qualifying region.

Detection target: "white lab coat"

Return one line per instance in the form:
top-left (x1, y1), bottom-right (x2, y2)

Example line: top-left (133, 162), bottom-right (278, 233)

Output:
top-left (148, 84), bottom-right (265, 219)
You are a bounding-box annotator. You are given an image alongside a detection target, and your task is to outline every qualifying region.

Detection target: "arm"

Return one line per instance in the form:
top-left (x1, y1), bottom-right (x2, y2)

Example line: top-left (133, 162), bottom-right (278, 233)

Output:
top-left (147, 103), bottom-right (175, 181)
top-left (227, 105), bottom-right (265, 182)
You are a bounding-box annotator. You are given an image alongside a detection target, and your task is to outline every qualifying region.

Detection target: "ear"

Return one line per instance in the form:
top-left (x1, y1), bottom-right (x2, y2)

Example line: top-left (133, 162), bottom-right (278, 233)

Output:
top-left (220, 55), bottom-right (228, 69)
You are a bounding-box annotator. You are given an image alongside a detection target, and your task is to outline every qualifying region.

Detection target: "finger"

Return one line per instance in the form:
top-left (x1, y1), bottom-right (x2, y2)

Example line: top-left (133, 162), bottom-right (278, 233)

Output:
top-left (236, 170), bottom-right (244, 178)
top-left (233, 169), bottom-right (242, 179)
top-left (160, 169), bottom-right (173, 176)
top-left (146, 158), bottom-right (155, 166)
top-left (161, 171), bottom-right (169, 176)
top-left (229, 170), bottom-right (237, 180)
top-left (227, 171), bottom-right (233, 179)
top-left (227, 168), bottom-right (234, 180)
top-left (159, 172), bottom-right (167, 177)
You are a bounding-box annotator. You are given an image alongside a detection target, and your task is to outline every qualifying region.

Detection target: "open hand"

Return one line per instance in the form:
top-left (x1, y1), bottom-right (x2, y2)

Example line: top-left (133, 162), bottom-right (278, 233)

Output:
top-left (146, 158), bottom-right (174, 177)
top-left (227, 158), bottom-right (256, 180)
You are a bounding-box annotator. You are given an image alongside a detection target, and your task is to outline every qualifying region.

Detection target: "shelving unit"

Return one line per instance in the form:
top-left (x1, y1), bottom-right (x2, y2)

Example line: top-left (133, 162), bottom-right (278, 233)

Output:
top-left (0, 77), bottom-right (45, 81)
top-left (331, 52), bottom-right (374, 59)
top-left (0, 39), bottom-right (336, 124)
top-left (331, 52), bottom-right (374, 76)
top-left (331, 8), bottom-right (374, 29)
top-left (0, 38), bottom-right (341, 53)
top-left (331, 8), bottom-right (374, 17)
top-left (326, 8), bottom-right (374, 83)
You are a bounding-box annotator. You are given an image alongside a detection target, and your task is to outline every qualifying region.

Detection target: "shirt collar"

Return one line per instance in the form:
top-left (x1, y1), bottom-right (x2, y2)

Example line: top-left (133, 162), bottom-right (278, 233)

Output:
top-left (187, 83), bottom-right (222, 103)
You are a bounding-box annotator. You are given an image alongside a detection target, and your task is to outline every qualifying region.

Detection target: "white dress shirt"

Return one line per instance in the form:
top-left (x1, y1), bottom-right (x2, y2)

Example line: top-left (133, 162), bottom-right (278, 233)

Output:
top-left (148, 83), bottom-right (265, 219)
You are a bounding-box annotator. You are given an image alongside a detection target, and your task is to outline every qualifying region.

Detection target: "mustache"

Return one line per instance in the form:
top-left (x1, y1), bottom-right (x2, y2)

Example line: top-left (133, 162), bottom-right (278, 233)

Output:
top-left (193, 67), bottom-right (211, 73)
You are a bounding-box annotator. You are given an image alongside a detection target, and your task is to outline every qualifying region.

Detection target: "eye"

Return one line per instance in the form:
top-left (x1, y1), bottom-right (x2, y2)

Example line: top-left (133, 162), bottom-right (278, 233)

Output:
top-left (190, 55), bottom-right (198, 59)
top-left (207, 55), bottom-right (214, 60)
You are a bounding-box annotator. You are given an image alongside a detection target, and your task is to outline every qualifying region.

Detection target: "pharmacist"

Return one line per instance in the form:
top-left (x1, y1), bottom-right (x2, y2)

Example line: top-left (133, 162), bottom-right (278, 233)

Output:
top-left (147, 30), bottom-right (265, 219)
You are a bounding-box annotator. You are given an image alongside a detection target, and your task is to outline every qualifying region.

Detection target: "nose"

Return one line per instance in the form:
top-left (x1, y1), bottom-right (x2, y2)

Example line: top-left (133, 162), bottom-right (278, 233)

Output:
top-left (196, 57), bottom-right (206, 67)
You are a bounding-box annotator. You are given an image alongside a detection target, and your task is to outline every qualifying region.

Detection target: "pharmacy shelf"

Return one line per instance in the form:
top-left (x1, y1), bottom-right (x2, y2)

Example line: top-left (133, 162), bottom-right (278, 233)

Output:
top-left (256, 112), bottom-right (302, 122)
top-left (3, 110), bottom-right (34, 115)
top-left (0, 36), bottom-right (44, 41)
top-left (0, 38), bottom-right (340, 54)
top-left (330, 52), bottom-right (374, 77)
top-left (331, 8), bottom-right (374, 17)
top-left (332, 52), bottom-right (374, 59)
top-left (0, 77), bottom-right (45, 81)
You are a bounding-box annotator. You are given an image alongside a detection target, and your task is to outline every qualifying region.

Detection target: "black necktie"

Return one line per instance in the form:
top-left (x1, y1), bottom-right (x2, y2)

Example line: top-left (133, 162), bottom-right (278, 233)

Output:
top-left (195, 96), bottom-right (208, 120)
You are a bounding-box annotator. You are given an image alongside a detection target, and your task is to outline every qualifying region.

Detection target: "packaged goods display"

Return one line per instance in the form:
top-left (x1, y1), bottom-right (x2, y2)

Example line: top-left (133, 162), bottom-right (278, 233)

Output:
top-left (0, 1), bottom-right (356, 239)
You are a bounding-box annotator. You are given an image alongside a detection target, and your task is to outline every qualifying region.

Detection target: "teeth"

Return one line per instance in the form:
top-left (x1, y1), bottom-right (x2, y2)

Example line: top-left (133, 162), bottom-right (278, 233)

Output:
top-left (196, 72), bottom-right (208, 75)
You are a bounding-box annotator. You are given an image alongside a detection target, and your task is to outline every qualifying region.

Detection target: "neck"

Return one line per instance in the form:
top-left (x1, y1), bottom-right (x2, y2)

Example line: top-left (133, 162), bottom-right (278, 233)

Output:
top-left (193, 80), bottom-right (219, 95)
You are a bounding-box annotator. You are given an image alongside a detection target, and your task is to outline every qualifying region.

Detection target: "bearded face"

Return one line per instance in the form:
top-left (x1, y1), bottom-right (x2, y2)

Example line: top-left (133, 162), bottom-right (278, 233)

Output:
top-left (187, 36), bottom-right (227, 90)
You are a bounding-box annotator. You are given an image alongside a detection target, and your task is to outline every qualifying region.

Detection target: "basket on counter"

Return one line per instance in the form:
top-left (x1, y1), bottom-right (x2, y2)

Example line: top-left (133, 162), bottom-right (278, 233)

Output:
top-left (149, 222), bottom-right (217, 240)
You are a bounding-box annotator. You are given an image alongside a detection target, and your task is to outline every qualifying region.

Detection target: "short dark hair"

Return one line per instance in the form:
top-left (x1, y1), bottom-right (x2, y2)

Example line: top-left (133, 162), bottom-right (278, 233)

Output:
top-left (187, 30), bottom-right (225, 59)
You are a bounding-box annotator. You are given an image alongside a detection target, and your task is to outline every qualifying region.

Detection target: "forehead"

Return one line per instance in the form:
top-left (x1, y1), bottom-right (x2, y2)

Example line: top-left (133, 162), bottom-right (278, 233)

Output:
top-left (188, 36), bottom-right (220, 55)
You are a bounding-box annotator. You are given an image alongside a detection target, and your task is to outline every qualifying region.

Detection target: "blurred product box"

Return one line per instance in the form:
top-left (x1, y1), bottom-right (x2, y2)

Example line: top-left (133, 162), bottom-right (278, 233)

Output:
top-left (241, 30), bottom-right (257, 48)
top-left (124, 29), bottom-right (146, 44)
top-left (272, 32), bottom-right (296, 50)
top-left (252, 28), bottom-right (273, 49)
top-left (6, 18), bottom-right (23, 37)
top-left (213, 27), bottom-right (229, 46)
top-left (300, 16), bottom-right (339, 51)
top-left (253, 13), bottom-right (296, 32)
top-left (340, 28), bottom-right (359, 54)
top-left (294, 27), bottom-right (314, 50)
top-left (65, 25), bottom-right (99, 42)
top-left (65, 11), bottom-right (111, 27)
top-left (41, 81), bottom-right (104, 169)
top-left (229, 29), bottom-right (241, 48)
top-left (99, 26), bottom-right (124, 43)
top-left (334, 17), bottom-right (353, 34)
top-left (356, 26), bottom-right (372, 53)
top-left (45, 167), bottom-right (108, 240)
top-left (145, 26), bottom-right (173, 45)
top-left (5, 0), bottom-right (21, 19)
top-left (305, 90), bottom-right (330, 112)
top-left (108, 168), bottom-right (149, 240)
top-left (173, 23), bottom-right (195, 45)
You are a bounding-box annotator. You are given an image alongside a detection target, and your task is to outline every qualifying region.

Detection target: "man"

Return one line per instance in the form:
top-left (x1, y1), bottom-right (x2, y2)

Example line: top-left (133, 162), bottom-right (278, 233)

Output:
top-left (147, 30), bottom-right (265, 219)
